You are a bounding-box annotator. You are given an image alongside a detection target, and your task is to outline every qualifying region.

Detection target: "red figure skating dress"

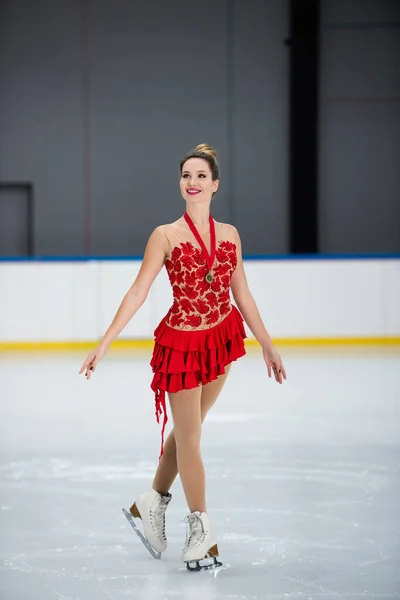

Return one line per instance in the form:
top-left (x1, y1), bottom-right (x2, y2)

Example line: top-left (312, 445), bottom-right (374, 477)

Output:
top-left (150, 213), bottom-right (247, 457)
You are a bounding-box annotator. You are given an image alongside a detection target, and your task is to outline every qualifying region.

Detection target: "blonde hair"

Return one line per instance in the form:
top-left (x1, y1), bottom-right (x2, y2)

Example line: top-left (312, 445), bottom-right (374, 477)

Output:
top-left (180, 143), bottom-right (220, 181)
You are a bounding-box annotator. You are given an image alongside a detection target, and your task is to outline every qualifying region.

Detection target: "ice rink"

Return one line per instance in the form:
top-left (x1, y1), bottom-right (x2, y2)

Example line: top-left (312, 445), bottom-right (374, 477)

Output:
top-left (1, 347), bottom-right (399, 599)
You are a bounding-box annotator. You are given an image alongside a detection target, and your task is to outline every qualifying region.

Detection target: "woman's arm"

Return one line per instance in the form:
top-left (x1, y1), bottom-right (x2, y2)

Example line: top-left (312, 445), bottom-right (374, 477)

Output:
top-left (230, 226), bottom-right (286, 383)
top-left (230, 226), bottom-right (272, 348)
top-left (79, 226), bottom-right (168, 378)
top-left (99, 226), bottom-right (168, 349)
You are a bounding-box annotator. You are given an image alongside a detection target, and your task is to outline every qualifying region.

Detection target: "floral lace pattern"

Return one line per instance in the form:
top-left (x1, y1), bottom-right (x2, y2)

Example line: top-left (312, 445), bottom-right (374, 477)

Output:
top-left (165, 240), bottom-right (237, 330)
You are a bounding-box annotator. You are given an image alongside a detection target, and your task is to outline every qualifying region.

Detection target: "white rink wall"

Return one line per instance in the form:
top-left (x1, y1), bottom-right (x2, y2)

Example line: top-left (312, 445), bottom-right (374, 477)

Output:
top-left (0, 258), bottom-right (399, 343)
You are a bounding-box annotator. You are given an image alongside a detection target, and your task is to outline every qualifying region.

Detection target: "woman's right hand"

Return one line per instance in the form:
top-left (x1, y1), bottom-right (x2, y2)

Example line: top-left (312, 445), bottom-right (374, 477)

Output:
top-left (79, 343), bottom-right (108, 380)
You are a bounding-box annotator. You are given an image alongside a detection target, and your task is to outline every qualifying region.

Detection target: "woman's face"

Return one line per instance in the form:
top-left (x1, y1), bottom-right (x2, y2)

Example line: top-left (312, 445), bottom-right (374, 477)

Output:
top-left (180, 158), bottom-right (219, 203)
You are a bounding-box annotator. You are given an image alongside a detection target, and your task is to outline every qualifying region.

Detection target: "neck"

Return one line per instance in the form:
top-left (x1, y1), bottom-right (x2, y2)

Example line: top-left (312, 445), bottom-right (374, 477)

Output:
top-left (185, 203), bottom-right (211, 227)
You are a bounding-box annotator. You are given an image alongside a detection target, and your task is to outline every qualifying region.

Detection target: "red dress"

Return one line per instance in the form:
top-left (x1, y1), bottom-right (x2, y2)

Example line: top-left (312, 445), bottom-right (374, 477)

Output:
top-left (150, 216), bottom-right (247, 457)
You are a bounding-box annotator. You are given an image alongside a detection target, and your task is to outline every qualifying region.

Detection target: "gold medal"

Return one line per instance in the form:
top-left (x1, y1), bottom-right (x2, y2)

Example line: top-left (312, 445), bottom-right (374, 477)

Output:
top-left (205, 271), bottom-right (214, 284)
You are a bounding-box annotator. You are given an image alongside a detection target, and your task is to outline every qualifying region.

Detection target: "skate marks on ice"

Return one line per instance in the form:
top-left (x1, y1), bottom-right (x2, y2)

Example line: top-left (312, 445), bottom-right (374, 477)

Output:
top-left (4, 542), bottom-right (231, 600)
top-left (3, 550), bottom-right (397, 600)
top-left (203, 452), bottom-right (399, 599)
top-left (207, 533), bottom-right (393, 600)
top-left (4, 512), bottom-right (393, 600)
top-left (1, 463), bottom-right (399, 599)
top-left (1, 448), bottom-right (400, 599)
top-left (3, 543), bottom-right (171, 600)
top-left (1, 518), bottom-right (398, 600)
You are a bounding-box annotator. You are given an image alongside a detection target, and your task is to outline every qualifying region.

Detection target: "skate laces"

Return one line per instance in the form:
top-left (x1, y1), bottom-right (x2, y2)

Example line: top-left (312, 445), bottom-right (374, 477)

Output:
top-left (184, 513), bottom-right (205, 550)
top-left (152, 496), bottom-right (168, 542)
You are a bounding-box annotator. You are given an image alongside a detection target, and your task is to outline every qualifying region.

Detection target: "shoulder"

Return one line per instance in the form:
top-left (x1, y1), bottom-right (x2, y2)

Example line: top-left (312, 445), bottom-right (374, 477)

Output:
top-left (146, 225), bottom-right (171, 252)
top-left (215, 221), bottom-right (240, 240)
top-left (151, 220), bottom-right (185, 251)
top-left (160, 217), bottom-right (185, 235)
top-left (152, 220), bottom-right (182, 234)
top-left (150, 224), bottom-right (168, 238)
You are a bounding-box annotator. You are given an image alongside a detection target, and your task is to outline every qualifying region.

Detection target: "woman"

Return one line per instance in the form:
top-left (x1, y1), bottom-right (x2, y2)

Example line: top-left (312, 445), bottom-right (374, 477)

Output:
top-left (79, 143), bottom-right (286, 570)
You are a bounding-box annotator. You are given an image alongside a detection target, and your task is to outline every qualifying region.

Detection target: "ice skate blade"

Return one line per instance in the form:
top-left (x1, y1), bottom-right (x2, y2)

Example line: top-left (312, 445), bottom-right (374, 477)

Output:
top-left (122, 508), bottom-right (161, 560)
top-left (186, 556), bottom-right (223, 572)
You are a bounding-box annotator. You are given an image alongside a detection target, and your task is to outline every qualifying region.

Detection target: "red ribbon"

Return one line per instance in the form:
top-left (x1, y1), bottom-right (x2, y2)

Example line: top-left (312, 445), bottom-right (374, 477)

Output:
top-left (155, 389), bottom-right (168, 461)
top-left (184, 212), bottom-right (216, 273)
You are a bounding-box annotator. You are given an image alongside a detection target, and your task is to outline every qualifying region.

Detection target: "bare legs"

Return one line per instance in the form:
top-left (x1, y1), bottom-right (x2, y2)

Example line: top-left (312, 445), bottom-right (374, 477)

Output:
top-left (151, 429), bottom-right (177, 497)
top-left (152, 365), bottom-right (231, 511)
top-left (169, 386), bottom-right (205, 512)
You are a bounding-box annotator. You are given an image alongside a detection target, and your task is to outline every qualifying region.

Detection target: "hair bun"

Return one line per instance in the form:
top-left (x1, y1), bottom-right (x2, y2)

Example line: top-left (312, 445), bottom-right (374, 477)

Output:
top-left (180, 143), bottom-right (220, 182)
top-left (194, 143), bottom-right (217, 160)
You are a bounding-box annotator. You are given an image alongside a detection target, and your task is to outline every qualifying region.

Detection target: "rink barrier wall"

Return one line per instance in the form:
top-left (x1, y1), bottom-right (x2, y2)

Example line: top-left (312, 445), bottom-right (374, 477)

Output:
top-left (0, 256), bottom-right (399, 349)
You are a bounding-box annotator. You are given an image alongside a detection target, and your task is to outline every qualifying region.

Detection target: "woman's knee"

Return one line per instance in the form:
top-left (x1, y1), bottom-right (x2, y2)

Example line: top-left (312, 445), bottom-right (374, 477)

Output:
top-left (162, 430), bottom-right (177, 457)
top-left (174, 430), bottom-right (201, 454)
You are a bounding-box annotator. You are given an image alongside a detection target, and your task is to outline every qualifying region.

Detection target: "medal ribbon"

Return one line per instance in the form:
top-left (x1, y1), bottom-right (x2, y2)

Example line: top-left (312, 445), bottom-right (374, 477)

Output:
top-left (184, 212), bottom-right (216, 274)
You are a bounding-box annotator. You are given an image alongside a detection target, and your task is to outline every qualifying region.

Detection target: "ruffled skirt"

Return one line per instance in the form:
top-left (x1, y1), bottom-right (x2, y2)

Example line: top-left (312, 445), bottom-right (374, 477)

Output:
top-left (150, 305), bottom-right (247, 458)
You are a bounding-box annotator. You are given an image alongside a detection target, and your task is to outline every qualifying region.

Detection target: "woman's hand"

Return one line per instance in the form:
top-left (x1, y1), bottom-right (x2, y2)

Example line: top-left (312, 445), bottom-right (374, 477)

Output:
top-left (79, 343), bottom-right (108, 380)
top-left (263, 344), bottom-right (287, 384)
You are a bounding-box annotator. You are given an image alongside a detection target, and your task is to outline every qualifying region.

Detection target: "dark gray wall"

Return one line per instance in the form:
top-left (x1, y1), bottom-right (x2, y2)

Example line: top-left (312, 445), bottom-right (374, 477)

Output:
top-left (0, 0), bottom-right (85, 256)
top-left (319, 0), bottom-right (400, 253)
top-left (0, 0), bottom-right (289, 257)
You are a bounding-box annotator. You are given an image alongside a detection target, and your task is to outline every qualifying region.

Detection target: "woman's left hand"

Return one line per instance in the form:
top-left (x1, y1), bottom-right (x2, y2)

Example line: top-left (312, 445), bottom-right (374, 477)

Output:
top-left (263, 344), bottom-right (287, 384)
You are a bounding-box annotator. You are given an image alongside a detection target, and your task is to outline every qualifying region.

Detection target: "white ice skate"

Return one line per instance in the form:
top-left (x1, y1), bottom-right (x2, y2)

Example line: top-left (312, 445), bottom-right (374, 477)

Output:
top-left (182, 511), bottom-right (222, 571)
top-left (122, 489), bottom-right (171, 559)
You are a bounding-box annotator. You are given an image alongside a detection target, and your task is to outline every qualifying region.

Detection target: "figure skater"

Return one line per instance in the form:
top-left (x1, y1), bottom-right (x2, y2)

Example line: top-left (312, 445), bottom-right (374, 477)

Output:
top-left (79, 143), bottom-right (286, 570)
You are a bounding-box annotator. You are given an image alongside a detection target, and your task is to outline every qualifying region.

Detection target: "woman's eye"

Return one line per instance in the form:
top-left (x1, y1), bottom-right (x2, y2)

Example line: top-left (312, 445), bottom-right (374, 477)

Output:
top-left (182, 173), bottom-right (206, 179)
top-left (182, 173), bottom-right (207, 179)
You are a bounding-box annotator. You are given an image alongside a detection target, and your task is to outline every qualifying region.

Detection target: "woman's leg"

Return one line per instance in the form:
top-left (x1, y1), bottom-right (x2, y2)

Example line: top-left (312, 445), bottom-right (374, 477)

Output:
top-left (200, 364), bottom-right (231, 418)
top-left (151, 428), bottom-right (177, 496)
top-left (168, 386), bottom-right (204, 512)
top-left (152, 365), bottom-right (231, 498)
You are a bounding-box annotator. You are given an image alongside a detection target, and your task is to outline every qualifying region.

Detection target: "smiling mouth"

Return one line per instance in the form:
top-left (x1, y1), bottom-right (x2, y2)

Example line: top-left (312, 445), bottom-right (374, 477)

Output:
top-left (187, 189), bottom-right (201, 195)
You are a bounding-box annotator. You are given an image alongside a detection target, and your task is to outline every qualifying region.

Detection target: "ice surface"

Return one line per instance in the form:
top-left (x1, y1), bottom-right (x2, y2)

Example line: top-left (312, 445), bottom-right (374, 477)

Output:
top-left (1, 348), bottom-right (399, 599)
